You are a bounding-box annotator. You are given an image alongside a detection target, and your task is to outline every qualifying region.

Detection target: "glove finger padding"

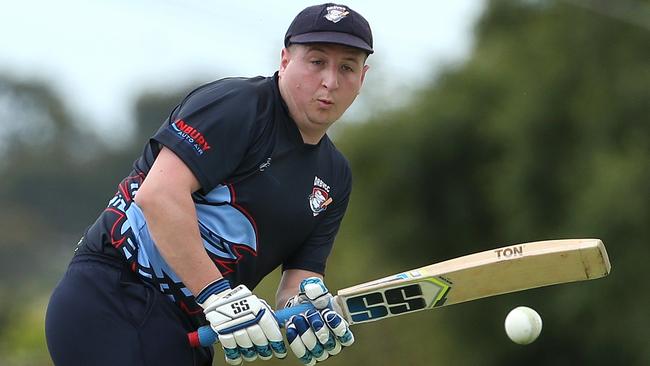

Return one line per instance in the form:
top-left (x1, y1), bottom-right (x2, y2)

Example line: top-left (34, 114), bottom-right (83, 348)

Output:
top-left (306, 309), bottom-right (337, 353)
top-left (216, 333), bottom-right (242, 365)
top-left (286, 318), bottom-right (315, 366)
top-left (258, 301), bottom-right (287, 359)
top-left (322, 308), bottom-right (354, 347)
top-left (295, 314), bottom-right (325, 357)
top-left (247, 324), bottom-right (272, 360)
top-left (306, 309), bottom-right (331, 344)
top-left (287, 312), bottom-right (343, 364)
top-left (233, 329), bottom-right (257, 362)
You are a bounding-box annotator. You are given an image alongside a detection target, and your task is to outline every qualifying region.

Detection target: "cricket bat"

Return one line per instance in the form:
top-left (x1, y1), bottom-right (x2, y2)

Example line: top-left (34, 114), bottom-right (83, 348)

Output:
top-left (188, 238), bottom-right (611, 347)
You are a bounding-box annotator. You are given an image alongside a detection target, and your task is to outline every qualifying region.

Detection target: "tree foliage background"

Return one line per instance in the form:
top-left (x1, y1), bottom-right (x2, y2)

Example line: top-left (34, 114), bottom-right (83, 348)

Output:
top-left (0, 1), bottom-right (648, 365)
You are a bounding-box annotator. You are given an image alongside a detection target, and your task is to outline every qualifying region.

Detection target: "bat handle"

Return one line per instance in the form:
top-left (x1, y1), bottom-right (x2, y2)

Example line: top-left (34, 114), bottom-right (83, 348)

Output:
top-left (187, 303), bottom-right (315, 348)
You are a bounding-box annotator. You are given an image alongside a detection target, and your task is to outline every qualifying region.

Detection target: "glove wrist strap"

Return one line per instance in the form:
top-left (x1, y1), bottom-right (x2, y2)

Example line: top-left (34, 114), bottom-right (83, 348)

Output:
top-left (196, 278), bottom-right (231, 305)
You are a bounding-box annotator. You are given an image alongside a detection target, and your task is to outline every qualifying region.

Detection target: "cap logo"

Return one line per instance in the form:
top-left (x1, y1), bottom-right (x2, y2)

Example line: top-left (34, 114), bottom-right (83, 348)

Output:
top-left (324, 6), bottom-right (349, 23)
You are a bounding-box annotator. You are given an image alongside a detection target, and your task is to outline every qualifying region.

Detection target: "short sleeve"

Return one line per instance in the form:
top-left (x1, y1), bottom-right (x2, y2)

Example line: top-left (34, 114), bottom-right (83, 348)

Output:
top-left (152, 79), bottom-right (261, 192)
top-left (283, 163), bottom-right (353, 275)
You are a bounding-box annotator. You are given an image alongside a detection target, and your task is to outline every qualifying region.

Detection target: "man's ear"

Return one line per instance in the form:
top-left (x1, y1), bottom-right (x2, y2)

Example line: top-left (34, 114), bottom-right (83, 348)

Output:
top-left (360, 64), bottom-right (370, 87)
top-left (279, 47), bottom-right (291, 73)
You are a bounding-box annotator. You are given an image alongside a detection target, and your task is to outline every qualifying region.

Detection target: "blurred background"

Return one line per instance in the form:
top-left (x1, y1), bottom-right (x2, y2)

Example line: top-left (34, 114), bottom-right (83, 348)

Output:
top-left (1, 0), bottom-right (648, 365)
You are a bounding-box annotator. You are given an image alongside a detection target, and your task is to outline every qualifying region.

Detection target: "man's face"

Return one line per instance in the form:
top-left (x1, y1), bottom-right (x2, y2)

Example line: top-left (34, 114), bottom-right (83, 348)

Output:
top-left (278, 43), bottom-right (369, 142)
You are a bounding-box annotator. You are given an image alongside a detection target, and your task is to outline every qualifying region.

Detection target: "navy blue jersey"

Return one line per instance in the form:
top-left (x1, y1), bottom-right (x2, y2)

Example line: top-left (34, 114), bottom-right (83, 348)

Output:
top-left (80, 73), bottom-right (352, 317)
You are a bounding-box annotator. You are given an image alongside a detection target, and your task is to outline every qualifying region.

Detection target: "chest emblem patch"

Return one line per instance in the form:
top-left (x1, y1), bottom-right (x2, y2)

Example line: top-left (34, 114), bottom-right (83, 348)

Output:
top-left (309, 176), bottom-right (333, 216)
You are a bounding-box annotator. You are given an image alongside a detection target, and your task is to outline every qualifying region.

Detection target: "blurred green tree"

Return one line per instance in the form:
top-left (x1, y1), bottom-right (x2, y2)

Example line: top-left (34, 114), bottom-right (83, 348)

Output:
top-left (333, 0), bottom-right (649, 365)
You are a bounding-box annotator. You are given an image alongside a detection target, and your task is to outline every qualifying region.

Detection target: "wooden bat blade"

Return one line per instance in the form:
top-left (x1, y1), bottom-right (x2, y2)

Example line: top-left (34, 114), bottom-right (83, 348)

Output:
top-left (335, 239), bottom-right (610, 325)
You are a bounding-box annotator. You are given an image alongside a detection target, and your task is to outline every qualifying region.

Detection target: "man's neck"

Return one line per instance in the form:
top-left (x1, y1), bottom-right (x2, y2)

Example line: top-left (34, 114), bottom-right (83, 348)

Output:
top-left (298, 128), bottom-right (324, 145)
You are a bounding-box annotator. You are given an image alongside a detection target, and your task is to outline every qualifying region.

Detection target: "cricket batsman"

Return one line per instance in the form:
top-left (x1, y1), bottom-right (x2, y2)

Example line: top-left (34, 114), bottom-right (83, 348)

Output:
top-left (45, 3), bottom-right (373, 366)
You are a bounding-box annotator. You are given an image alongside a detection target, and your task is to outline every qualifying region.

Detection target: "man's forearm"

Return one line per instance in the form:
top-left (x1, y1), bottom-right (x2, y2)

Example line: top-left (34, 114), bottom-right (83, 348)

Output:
top-left (277, 269), bottom-right (324, 308)
top-left (135, 189), bottom-right (222, 296)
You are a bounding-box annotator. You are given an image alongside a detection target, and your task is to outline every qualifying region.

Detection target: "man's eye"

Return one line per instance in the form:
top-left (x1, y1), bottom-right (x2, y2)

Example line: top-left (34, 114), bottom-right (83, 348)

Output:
top-left (311, 60), bottom-right (323, 65)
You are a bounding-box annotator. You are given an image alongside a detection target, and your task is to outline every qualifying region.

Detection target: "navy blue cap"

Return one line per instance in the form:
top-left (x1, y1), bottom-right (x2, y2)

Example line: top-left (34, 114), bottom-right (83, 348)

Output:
top-left (284, 3), bottom-right (374, 54)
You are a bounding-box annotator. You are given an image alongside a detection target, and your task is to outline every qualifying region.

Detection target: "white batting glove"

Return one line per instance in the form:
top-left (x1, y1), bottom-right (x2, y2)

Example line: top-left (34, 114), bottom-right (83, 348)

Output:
top-left (196, 279), bottom-right (287, 365)
top-left (285, 278), bottom-right (354, 366)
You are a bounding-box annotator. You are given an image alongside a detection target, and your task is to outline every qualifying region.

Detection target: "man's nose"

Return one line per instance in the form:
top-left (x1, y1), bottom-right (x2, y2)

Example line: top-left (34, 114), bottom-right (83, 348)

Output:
top-left (321, 67), bottom-right (339, 90)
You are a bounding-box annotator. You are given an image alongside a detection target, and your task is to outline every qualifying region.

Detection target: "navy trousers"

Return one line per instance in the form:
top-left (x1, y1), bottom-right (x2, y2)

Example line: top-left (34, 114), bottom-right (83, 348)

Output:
top-left (45, 253), bottom-right (213, 366)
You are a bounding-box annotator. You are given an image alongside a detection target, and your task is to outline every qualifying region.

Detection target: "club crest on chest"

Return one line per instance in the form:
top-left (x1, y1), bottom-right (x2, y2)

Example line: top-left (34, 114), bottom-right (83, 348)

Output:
top-left (309, 176), bottom-right (333, 216)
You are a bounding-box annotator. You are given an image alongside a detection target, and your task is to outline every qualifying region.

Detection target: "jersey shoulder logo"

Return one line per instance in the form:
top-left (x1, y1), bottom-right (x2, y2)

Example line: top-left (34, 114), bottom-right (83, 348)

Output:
top-left (169, 119), bottom-right (212, 155)
top-left (309, 176), bottom-right (333, 216)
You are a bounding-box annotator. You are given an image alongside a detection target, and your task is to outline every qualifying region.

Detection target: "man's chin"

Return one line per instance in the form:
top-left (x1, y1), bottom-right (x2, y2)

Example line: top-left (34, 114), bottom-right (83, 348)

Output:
top-left (309, 112), bottom-right (341, 127)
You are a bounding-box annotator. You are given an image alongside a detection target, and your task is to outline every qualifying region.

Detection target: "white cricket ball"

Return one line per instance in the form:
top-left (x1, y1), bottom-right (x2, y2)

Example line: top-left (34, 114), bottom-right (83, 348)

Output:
top-left (504, 306), bottom-right (543, 345)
